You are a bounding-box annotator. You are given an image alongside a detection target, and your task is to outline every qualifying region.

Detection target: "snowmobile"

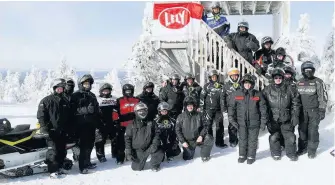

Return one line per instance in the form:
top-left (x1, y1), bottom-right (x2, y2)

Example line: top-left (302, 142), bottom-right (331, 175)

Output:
top-left (0, 118), bottom-right (75, 177)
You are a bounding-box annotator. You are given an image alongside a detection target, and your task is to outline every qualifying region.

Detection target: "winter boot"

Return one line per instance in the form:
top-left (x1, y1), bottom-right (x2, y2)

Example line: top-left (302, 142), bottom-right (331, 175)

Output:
top-left (80, 169), bottom-right (89, 174)
top-left (116, 161), bottom-right (124, 165)
top-left (216, 142), bottom-right (228, 149)
top-left (289, 156), bottom-right (298, 161)
top-left (151, 166), bottom-right (160, 172)
top-left (230, 141), bottom-right (238, 148)
top-left (59, 168), bottom-right (69, 174)
top-left (272, 156), bottom-right (281, 161)
top-left (88, 162), bottom-right (97, 169)
top-left (247, 157), bottom-right (255, 165)
top-left (308, 153), bottom-right (316, 159)
top-left (98, 157), bottom-right (107, 163)
top-left (296, 149), bottom-right (307, 156)
top-left (238, 156), bottom-right (247, 163)
top-left (201, 157), bottom-right (211, 162)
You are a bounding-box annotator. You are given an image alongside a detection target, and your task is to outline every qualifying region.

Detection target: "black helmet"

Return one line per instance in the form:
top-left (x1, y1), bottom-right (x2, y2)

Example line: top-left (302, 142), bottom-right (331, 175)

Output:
top-left (79, 74), bottom-right (94, 84)
top-left (65, 78), bottom-right (75, 94)
top-left (276, 47), bottom-right (286, 56)
top-left (208, 69), bottom-right (219, 77)
top-left (157, 102), bottom-right (170, 112)
top-left (183, 96), bottom-right (197, 107)
top-left (122, 84), bottom-right (134, 97)
top-left (99, 83), bottom-right (113, 97)
top-left (237, 21), bottom-right (249, 33)
top-left (143, 82), bottom-right (154, 90)
top-left (66, 78), bottom-right (75, 86)
top-left (261, 36), bottom-right (274, 45)
top-left (241, 74), bottom-right (256, 85)
top-left (134, 102), bottom-right (148, 120)
top-left (271, 68), bottom-right (285, 78)
top-left (211, 2), bottom-right (221, 9)
top-left (171, 74), bottom-right (181, 80)
top-left (185, 73), bottom-right (195, 80)
top-left (301, 61), bottom-right (315, 78)
top-left (51, 78), bottom-right (66, 90)
top-left (283, 66), bottom-right (296, 77)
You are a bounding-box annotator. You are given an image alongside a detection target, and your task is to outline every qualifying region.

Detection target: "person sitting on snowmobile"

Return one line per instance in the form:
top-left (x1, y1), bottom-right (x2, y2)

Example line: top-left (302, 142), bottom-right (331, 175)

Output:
top-left (176, 96), bottom-right (214, 162)
top-left (159, 74), bottom-right (185, 120)
top-left (200, 69), bottom-right (227, 148)
top-left (203, 2), bottom-right (230, 38)
top-left (37, 78), bottom-right (72, 178)
top-left (224, 21), bottom-right (260, 64)
top-left (125, 102), bottom-right (164, 172)
top-left (266, 47), bottom-right (290, 79)
top-left (221, 68), bottom-right (241, 148)
top-left (182, 73), bottom-right (202, 108)
top-left (70, 74), bottom-right (100, 174)
top-left (228, 74), bottom-right (268, 164)
top-left (115, 84), bottom-right (140, 164)
top-left (262, 68), bottom-right (301, 161)
top-left (136, 82), bottom-right (160, 121)
top-left (253, 36), bottom-right (276, 75)
top-left (95, 83), bottom-right (119, 163)
top-left (283, 66), bottom-right (297, 86)
top-left (154, 102), bottom-right (181, 161)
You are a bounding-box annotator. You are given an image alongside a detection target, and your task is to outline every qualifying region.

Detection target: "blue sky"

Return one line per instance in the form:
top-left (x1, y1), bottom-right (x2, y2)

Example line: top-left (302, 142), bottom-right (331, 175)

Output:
top-left (0, 1), bottom-right (333, 71)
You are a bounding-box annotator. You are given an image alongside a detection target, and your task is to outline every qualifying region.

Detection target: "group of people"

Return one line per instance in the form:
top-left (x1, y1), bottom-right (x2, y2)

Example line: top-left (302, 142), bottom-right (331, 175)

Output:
top-left (37, 57), bottom-right (327, 178)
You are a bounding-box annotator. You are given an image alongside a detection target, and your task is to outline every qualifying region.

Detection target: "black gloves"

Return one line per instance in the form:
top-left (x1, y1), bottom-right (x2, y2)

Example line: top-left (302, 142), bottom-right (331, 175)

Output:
top-left (319, 108), bottom-right (326, 121)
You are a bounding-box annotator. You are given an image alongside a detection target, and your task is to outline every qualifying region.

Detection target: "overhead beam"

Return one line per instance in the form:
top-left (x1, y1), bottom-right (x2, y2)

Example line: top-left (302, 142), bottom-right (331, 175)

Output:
top-left (222, 1), bottom-right (230, 15)
top-left (252, 1), bottom-right (257, 15)
top-left (239, 1), bottom-right (243, 15)
top-left (266, 1), bottom-right (272, 13)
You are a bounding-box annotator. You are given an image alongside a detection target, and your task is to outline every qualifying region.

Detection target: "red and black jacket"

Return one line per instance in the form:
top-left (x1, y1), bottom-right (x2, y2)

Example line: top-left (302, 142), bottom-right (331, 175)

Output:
top-left (116, 96), bottom-right (140, 127)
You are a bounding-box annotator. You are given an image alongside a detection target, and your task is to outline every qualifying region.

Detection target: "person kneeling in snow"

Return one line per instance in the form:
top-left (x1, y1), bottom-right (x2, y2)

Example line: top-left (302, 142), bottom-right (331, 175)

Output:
top-left (155, 102), bottom-right (181, 161)
top-left (125, 102), bottom-right (164, 172)
top-left (176, 97), bottom-right (214, 162)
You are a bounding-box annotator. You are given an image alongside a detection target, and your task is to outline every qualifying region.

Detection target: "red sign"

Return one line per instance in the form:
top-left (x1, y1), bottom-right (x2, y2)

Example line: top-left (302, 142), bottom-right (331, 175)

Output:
top-left (153, 3), bottom-right (203, 30)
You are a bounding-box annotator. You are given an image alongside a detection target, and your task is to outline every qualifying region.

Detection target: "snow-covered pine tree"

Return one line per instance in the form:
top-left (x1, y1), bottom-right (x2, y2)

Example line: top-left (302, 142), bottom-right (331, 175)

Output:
top-left (3, 70), bottom-right (21, 103)
top-left (0, 72), bottom-right (4, 101)
top-left (104, 68), bottom-right (122, 97)
top-left (20, 66), bottom-right (44, 102)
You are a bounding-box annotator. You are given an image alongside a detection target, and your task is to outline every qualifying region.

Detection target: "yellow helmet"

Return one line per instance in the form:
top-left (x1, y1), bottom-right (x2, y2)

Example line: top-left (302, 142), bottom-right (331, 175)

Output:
top-left (227, 68), bottom-right (240, 76)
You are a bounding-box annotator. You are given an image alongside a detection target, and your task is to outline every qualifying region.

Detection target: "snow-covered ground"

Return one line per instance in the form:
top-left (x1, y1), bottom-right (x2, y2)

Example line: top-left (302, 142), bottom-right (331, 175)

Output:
top-left (0, 103), bottom-right (334, 185)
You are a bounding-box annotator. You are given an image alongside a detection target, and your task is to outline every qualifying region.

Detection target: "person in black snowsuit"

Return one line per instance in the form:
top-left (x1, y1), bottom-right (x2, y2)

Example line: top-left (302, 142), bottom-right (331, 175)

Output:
top-left (228, 74), bottom-right (268, 164)
top-left (159, 74), bottom-right (185, 120)
top-left (283, 66), bottom-right (297, 86)
top-left (176, 97), bottom-right (214, 162)
top-left (224, 21), bottom-right (260, 64)
top-left (125, 102), bottom-right (164, 172)
top-left (221, 68), bottom-right (241, 147)
top-left (254, 36), bottom-right (276, 75)
top-left (200, 69), bottom-right (227, 148)
top-left (296, 61), bottom-right (328, 158)
top-left (266, 47), bottom-right (290, 79)
top-left (94, 83), bottom-right (119, 163)
top-left (37, 78), bottom-right (71, 178)
top-left (154, 102), bottom-right (181, 161)
top-left (70, 74), bottom-right (100, 174)
top-left (262, 68), bottom-right (301, 161)
top-left (136, 82), bottom-right (160, 121)
top-left (182, 73), bottom-right (202, 107)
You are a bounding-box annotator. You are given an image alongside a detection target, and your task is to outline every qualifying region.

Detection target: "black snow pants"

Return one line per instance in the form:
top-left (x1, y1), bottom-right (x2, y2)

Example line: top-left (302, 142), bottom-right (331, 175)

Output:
top-left (115, 126), bottom-right (126, 163)
top-left (131, 148), bottom-right (165, 171)
top-left (46, 131), bottom-right (67, 173)
top-left (77, 124), bottom-right (96, 171)
top-left (298, 108), bottom-right (321, 155)
top-left (95, 125), bottom-right (117, 160)
top-left (182, 135), bottom-right (214, 160)
top-left (206, 109), bottom-right (224, 146)
top-left (268, 121), bottom-right (297, 158)
top-left (228, 123), bottom-right (238, 144)
top-left (162, 142), bottom-right (181, 159)
top-left (238, 125), bottom-right (259, 159)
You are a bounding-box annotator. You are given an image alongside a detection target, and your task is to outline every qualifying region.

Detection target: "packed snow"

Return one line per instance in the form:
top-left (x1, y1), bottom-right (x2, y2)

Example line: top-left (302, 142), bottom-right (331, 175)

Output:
top-left (0, 103), bottom-right (334, 185)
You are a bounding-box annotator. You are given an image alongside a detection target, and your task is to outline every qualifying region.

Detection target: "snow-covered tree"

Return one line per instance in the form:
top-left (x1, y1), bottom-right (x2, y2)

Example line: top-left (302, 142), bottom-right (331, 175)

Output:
top-left (53, 57), bottom-right (77, 81)
top-left (104, 68), bottom-right (122, 97)
top-left (20, 66), bottom-right (44, 102)
top-left (3, 70), bottom-right (21, 103)
top-left (0, 72), bottom-right (4, 100)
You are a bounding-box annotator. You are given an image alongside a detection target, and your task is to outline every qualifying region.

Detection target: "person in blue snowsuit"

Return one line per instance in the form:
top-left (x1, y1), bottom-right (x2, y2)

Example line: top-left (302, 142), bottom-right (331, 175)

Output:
top-left (203, 2), bottom-right (230, 38)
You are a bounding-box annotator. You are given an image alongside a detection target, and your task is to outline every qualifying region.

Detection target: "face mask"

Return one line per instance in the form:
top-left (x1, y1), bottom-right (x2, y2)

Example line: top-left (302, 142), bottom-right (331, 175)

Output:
top-left (303, 69), bottom-right (314, 78)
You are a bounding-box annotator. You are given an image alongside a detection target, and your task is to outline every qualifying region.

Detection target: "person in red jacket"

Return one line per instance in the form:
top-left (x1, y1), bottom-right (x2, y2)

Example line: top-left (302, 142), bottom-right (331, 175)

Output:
top-left (115, 84), bottom-right (140, 164)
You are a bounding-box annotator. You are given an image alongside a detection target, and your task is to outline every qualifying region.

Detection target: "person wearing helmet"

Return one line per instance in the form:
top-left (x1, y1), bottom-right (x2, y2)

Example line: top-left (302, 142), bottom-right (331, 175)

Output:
top-left (182, 73), bottom-right (202, 108)
top-left (200, 69), bottom-right (227, 148)
top-left (159, 74), bottom-right (185, 120)
top-left (176, 97), bottom-right (214, 162)
top-left (262, 68), bottom-right (301, 161)
top-left (125, 102), bottom-right (164, 172)
top-left (154, 102), bottom-right (181, 161)
top-left (37, 78), bottom-right (71, 178)
top-left (266, 47), bottom-right (290, 79)
top-left (115, 83), bottom-right (140, 164)
top-left (70, 74), bottom-right (100, 174)
top-left (224, 21), bottom-right (260, 64)
top-left (296, 61), bottom-right (328, 159)
top-left (283, 66), bottom-right (297, 86)
top-left (94, 83), bottom-right (119, 163)
top-left (228, 74), bottom-right (268, 164)
top-left (221, 68), bottom-right (241, 147)
top-left (203, 2), bottom-right (230, 37)
top-left (136, 82), bottom-right (160, 121)
top-left (253, 36), bottom-right (276, 75)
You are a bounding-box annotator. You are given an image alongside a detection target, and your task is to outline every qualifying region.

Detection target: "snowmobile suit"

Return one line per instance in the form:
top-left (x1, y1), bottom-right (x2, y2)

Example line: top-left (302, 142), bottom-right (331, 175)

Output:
top-left (37, 93), bottom-right (71, 173)
top-left (95, 96), bottom-right (119, 161)
top-left (224, 32), bottom-right (260, 64)
top-left (154, 115), bottom-right (181, 159)
top-left (200, 81), bottom-right (225, 147)
top-left (182, 82), bottom-right (202, 107)
top-left (228, 89), bottom-right (268, 159)
top-left (221, 80), bottom-right (241, 145)
top-left (254, 48), bottom-right (276, 75)
top-left (125, 118), bottom-right (164, 171)
top-left (115, 96), bottom-right (140, 163)
top-left (159, 82), bottom-right (185, 119)
top-left (136, 92), bottom-right (160, 121)
top-left (203, 12), bottom-right (230, 37)
top-left (70, 90), bottom-right (101, 171)
top-left (296, 77), bottom-right (328, 155)
top-left (175, 111), bottom-right (213, 160)
top-left (263, 83), bottom-right (301, 158)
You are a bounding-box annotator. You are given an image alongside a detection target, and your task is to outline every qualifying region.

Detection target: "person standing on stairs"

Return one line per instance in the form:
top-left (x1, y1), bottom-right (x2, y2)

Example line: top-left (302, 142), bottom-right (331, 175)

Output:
top-left (221, 68), bottom-right (241, 147)
top-left (228, 74), bottom-right (268, 164)
top-left (266, 47), bottom-right (290, 79)
top-left (224, 21), bottom-right (260, 64)
top-left (203, 2), bottom-right (230, 38)
top-left (253, 36), bottom-right (276, 75)
top-left (200, 69), bottom-right (227, 148)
